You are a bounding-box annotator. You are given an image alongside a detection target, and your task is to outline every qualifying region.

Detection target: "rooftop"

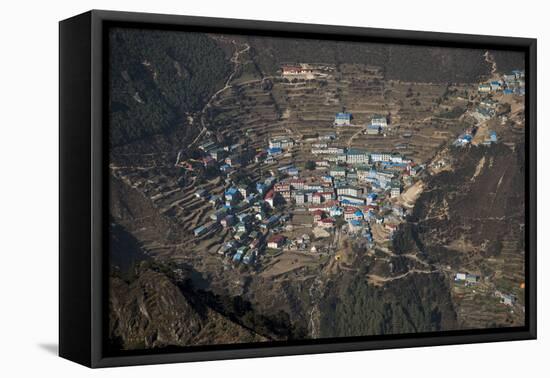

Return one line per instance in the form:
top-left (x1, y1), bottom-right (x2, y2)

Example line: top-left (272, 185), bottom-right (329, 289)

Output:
top-left (335, 112), bottom-right (352, 119)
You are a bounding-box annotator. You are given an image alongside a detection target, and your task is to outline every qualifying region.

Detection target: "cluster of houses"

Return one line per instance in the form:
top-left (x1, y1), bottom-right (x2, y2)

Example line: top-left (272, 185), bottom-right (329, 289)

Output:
top-left (454, 104), bottom-right (499, 147)
top-left (194, 139), bottom-right (250, 174)
top-left (332, 111), bottom-right (389, 135)
top-left (478, 69), bottom-right (525, 96)
top-left (454, 272), bottom-right (480, 286)
top-left (188, 129), bottom-right (423, 267)
top-left (257, 136), bottom-right (420, 242)
top-left (455, 274), bottom-right (519, 308)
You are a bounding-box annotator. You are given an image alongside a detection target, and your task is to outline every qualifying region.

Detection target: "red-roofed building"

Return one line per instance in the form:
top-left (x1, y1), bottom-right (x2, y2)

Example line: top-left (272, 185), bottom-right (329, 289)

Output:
top-left (312, 210), bottom-right (325, 222)
top-left (264, 189), bottom-right (275, 207)
top-left (317, 218), bottom-right (335, 228)
top-left (281, 65), bottom-right (313, 76)
top-left (267, 235), bottom-right (286, 249)
top-left (344, 207), bottom-right (360, 221)
top-left (312, 191), bottom-right (335, 204)
top-left (309, 200), bottom-right (338, 213)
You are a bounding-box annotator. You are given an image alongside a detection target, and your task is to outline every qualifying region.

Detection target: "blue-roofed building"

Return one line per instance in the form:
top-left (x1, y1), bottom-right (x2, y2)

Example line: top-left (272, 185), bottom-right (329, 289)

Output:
top-left (225, 187), bottom-right (241, 202)
top-left (503, 88), bottom-right (514, 95)
top-left (483, 131), bottom-right (498, 145)
top-left (329, 206), bottom-right (343, 217)
top-left (490, 81), bottom-right (502, 91)
top-left (364, 210), bottom-right (375, 220)
top-left (256, 182), bottom-right (266, 195)
top-left (367, 192), bottom-right (377, 205)
top-left (339, 195), bottom-right (365, 206)
top-left (267, 147), bottom-right (282, 155)
top-left (194, 224), bottom-right (212, 237)
top-left (349, 219), bottom-right (363, 232)
top-left (233, 247), bottom-right (246, 263)
top-left (365, 232), bottom-right (373, 243)
top-left (334, 112), bottom-right (352, 126)
top-left (287, 167), bottom-right (299, 176)
top-left (455, 134), bottom-right (473, 147)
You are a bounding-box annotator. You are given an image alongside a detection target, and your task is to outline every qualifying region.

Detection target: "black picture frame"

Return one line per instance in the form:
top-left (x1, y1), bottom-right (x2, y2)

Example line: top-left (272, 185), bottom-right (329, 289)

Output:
top-left (59, 9), bottom-right (537, 368)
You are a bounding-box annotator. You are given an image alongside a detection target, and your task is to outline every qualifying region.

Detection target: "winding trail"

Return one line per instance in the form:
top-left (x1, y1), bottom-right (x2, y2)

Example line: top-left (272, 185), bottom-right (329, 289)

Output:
top-left (484, 50), bottom-right (498, 77)
top-left (188, 41), bottom-right (251, 148)
top-left (367, 268), bottom-right (439, 284)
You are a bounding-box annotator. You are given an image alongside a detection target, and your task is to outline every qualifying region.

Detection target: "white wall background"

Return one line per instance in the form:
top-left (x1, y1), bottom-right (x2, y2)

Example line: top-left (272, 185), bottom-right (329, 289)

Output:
top-left (0, 0), bottom-right (546, 376)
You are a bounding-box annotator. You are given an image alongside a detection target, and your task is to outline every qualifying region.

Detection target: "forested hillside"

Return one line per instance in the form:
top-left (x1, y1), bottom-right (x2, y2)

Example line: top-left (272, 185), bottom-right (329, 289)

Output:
top-left (319, 273), bottom-right (457, 337)
top-left (109, 28), bottom-right (230, 147)
top-left (248, 36), bottom-right (495, 83)
top-left (491, 49), bottom-right (525, 74)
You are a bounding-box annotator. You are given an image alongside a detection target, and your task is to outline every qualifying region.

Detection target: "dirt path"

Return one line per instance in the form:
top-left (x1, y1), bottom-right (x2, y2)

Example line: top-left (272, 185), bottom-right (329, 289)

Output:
top-left (347, 126), bottom-right (367, 148)
top-left (189, 41), bottom-right (251, 148)
top-left (367, 268), bottom-right (438, 284)
top-left (484, 50), bottom-right (498, 79)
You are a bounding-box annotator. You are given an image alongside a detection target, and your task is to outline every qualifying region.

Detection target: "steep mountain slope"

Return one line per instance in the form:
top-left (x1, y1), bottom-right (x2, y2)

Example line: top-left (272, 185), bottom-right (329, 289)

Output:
top-left (109, 269), bottom-right (266, 351)
top-left (109, 28), bottom-right (230, 147)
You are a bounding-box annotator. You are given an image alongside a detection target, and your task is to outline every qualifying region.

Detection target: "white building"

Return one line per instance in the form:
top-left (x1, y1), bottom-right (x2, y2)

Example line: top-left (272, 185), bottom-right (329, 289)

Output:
top-left (390, 154), bottom-right (403, 164)
top-left (281, 64), bottom-right (314, 79)
top-left (330, 166), bottom-right (347, 177)
top-left (269, 137), bottom-right (294, 150)
top-left (391, 185), bottom-right (401, 198)
top-left (336, 186), bottom-right (364, 197)
top-left (334, 112), bottom-right (352, 127)
top-left (370, 115), bottom-right (387, 128)
top-left (370, 152), bottom-right (391, 163)
top-left (346, 149), bottom-right (369, 165)
top-left (478, 83), bottom-right (491, 93)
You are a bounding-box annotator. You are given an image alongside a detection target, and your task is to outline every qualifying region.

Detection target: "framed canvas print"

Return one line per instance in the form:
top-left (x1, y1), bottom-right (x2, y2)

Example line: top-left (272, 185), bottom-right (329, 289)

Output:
top-left (59, 10), bottom-right (536, 368)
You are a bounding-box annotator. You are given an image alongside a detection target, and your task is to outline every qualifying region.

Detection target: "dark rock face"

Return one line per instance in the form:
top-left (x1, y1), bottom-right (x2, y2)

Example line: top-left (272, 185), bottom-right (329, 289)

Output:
top-left (109, 269), bottom-right (266, 350)
top-left (413, 144), bottom-right (525, 262)
top-left (109, 270), bottom-right (203, 349)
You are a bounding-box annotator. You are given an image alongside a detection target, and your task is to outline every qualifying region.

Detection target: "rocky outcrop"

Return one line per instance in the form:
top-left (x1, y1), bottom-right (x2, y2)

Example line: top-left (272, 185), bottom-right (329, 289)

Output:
top-left (109, 269), bottom-right (265, 351)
